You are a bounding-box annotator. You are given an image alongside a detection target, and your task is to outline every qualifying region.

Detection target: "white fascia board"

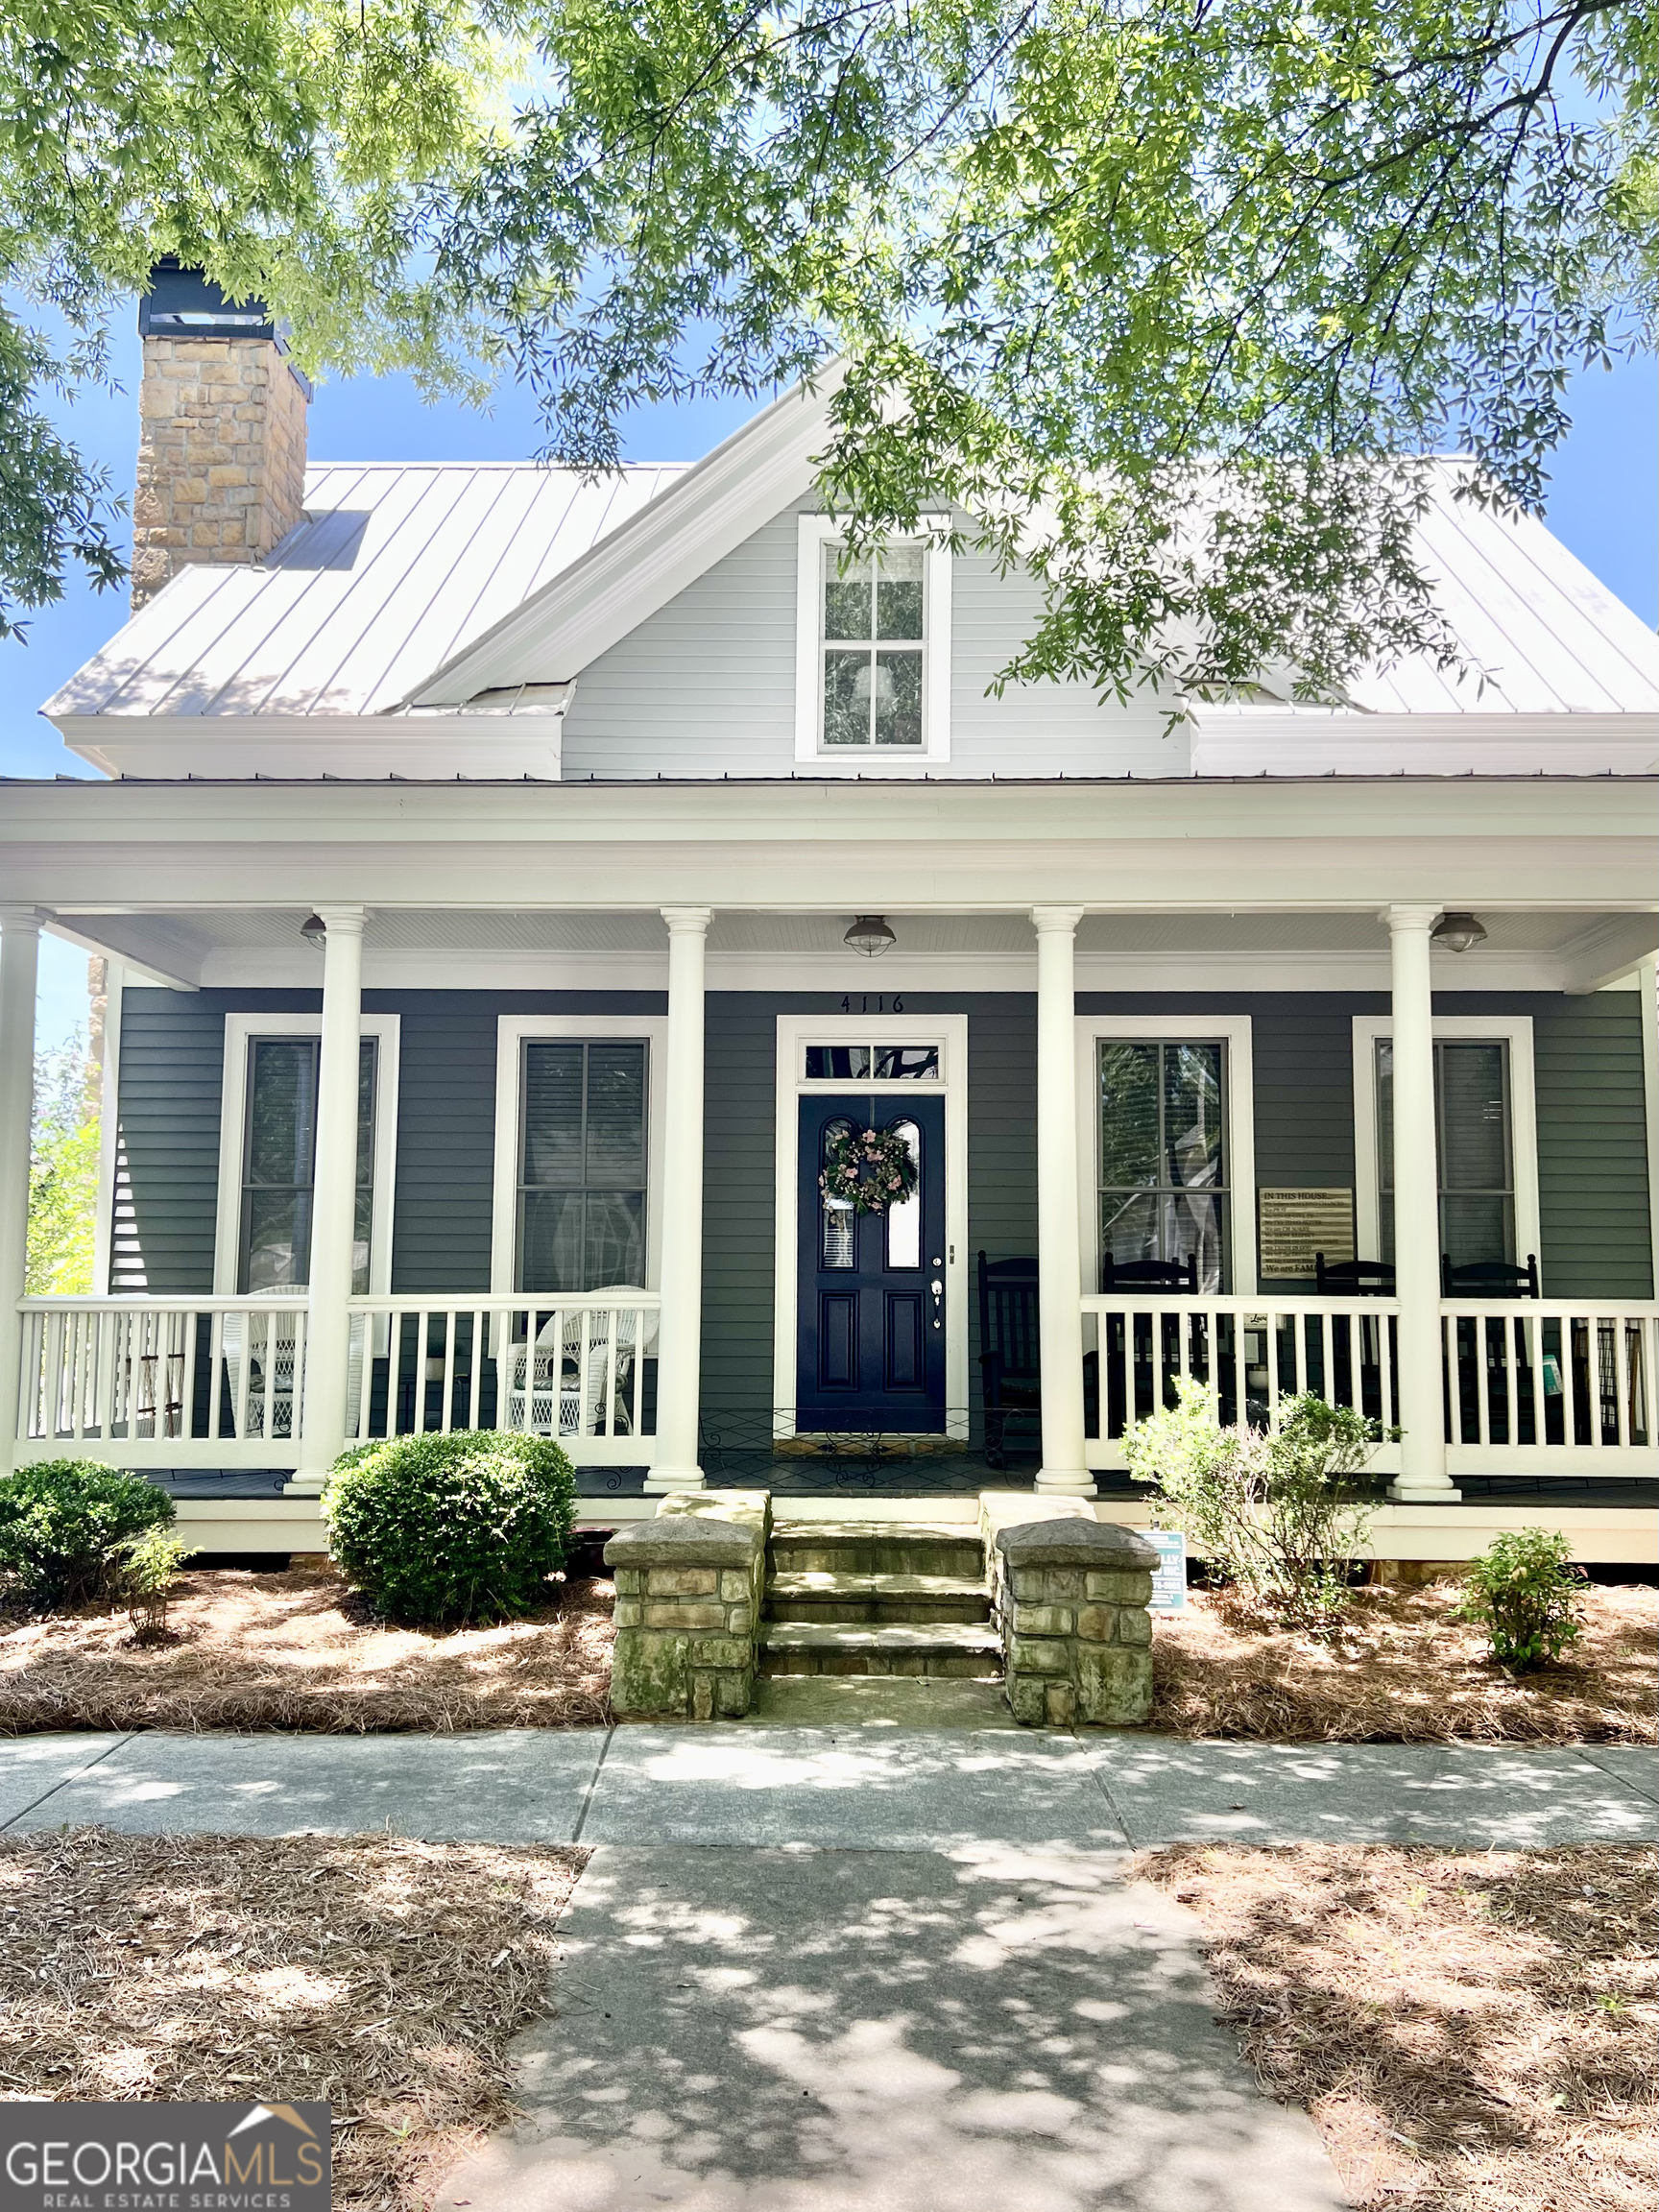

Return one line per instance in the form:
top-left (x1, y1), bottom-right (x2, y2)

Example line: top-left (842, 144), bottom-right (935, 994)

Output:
top-left (4, 775), bottom-right (1655, 914)
top-left (1188, 707), bottom-right (1659, 777)
top-left (52, 712), bottom-right (565, 782)
top-left (405, 365), bottom-right (846, 706)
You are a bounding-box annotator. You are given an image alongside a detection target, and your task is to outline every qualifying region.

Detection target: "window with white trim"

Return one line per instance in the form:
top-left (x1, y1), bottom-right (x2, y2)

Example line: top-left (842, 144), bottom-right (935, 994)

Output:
top-left (795, 516), bottom-right (951, 762)
top-left (1375, 1038), bottom-right (1516, 1267)
top-left (237, 1036), bottom-right (378, 1293)
top-left (516, 1041), bottom-right (648, 1291)
top-left (1096, 1039), bottom-right (1230, 1290)
top-left (822, 542), bottom-right (926, 748)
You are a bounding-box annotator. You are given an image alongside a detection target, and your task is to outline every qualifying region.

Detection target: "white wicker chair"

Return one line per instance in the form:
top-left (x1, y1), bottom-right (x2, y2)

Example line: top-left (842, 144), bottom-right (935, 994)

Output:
top-left (221, 1292), bottom-right (365, 1440)
top-left (220, 1287), bottom-right (303, 1437)
top-left (504, 1291), bottom-right (651, 1438)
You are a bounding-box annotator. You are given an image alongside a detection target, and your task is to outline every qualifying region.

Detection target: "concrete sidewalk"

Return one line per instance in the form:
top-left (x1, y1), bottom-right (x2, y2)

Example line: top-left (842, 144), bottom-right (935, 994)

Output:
top-left (436, 1843), bottom-right (1348, 2212)
top-left (3, 1725), bottom-right (1655, 1847)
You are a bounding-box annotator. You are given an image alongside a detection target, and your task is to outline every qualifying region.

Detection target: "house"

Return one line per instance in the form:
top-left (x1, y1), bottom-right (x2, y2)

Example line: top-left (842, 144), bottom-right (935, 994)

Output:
top-left (1, 269), bottom-right (1655, 1582)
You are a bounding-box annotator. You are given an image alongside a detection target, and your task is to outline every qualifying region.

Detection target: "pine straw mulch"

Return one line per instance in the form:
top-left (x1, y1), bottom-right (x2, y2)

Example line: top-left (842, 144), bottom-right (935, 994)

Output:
top-left (0, 1567), bottom-right (615, 1735)
top-left (1149, 1582), bottom-right (1658, 1744)
top-left (1144, 1842), bottom-right (1658, 2212)
top-left (0, 1826), bottom-right (585, 2212)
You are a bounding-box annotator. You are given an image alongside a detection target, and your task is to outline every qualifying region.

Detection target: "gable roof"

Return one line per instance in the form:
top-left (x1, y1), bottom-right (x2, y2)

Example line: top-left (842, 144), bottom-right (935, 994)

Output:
top-left (43, 361), bottom-right (1659, 727)
top-left (404, 368), bottom-right (844, 705)
top-left (45, 460), bottom-right (685, 721)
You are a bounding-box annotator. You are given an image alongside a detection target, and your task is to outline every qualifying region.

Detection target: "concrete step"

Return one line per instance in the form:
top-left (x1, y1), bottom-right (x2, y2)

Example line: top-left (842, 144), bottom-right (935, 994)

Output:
top-left (767, 1520), bottom-right (985, 1581)
top-left (757, 1620), bottom-right (1003, 1679)
top-left (765, 1571), bottom-right (991, 1626)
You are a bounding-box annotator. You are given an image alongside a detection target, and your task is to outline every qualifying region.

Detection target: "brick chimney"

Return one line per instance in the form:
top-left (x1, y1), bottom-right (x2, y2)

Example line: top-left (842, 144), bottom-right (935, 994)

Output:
top-left (131, 261), bottom-right (311, 610)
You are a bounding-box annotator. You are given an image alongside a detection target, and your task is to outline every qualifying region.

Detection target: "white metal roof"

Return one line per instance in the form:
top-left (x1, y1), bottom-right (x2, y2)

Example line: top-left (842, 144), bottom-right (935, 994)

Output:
top-left (43, 441), bottom-right (1659, 724)
top-left (1350, 471), bottom-right (1659, 714)
top-left (46, 461), bottom-right (685, 721)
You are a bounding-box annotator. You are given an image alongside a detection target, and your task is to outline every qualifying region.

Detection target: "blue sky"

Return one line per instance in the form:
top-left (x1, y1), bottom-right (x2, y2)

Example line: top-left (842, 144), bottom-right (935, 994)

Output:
top-left (8, 317), bottom-right (1656, 1055)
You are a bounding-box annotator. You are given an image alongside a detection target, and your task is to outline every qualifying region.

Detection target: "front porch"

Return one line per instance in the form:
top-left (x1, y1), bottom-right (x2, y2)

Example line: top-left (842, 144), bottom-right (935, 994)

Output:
top-left (2, 777), bottom-right (1655, 1558)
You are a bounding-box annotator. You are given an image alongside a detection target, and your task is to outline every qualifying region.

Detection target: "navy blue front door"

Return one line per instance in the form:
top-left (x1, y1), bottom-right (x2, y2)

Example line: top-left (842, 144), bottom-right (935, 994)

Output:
top-left (796, 1093), bottom-right (947, 1431)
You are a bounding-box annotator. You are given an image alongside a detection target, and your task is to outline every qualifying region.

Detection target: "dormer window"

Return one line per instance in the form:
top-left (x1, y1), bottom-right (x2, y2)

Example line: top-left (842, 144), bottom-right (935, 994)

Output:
top-left (823, 544), bottom-right (925, 748)
top-left (796, 516), bottom-right (951, 766)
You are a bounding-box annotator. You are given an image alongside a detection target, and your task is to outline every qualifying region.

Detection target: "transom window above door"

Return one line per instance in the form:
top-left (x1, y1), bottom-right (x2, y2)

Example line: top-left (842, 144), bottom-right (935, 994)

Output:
top-left (804, 1043), bottom-right (940, 1080)
top-left (1096, 1040), bottom-right (1229, 1291)
top-left (517, 1041), bottom-right (648, 1292)
top-left (822, 543), bottom-right (926, 749)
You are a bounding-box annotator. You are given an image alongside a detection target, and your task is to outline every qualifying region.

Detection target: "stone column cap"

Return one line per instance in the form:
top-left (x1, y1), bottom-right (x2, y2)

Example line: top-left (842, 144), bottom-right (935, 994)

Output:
top-left (996, 1518), bottom-right (1159, 1570)
top-left (605, 1514), bottom-right (759, 1568)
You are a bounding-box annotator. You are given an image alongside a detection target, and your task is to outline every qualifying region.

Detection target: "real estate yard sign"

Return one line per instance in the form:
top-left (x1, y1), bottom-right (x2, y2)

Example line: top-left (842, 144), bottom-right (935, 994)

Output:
top-left (1145, 1528), bottom-right (1188, 1612)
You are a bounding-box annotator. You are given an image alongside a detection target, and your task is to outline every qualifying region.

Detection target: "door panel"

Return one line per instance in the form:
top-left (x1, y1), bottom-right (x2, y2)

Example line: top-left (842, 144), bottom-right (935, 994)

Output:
top-left (818, 1293), bottom-right (858, 1390)
top-left (796, 1093), bottom-right (946, 1431)
top-left (885, 1295), bottom-right (924, 1389)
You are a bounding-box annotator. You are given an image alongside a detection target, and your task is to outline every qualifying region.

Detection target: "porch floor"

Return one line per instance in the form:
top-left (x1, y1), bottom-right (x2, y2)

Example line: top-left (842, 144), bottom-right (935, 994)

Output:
top-left (132, 1461), bottom-right (1659, 1514)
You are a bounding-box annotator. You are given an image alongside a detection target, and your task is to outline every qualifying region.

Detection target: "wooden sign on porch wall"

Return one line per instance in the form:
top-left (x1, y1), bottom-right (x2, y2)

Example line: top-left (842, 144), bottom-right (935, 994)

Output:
top-left (1257, 1188), bottom-right (1355, 1281)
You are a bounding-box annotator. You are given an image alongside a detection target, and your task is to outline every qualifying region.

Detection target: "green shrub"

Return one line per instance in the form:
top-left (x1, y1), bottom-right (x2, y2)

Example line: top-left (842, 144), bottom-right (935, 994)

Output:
top-left (1123, 1380), bottom-right (1381, 1627)
top-left (1456, 1527), bottom-right (1585, 1672)
top-left (0, 1459), bottom-right (175, 1608)
top-left (110, 1527), bottom-right (193, 1643)
top-left (324, 1431), bottom-right (576, 1627)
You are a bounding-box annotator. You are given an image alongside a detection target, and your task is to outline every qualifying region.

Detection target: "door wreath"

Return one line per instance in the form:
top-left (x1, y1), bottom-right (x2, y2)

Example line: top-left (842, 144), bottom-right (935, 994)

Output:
top-left (821, 1123), bottom-right (919, 1214)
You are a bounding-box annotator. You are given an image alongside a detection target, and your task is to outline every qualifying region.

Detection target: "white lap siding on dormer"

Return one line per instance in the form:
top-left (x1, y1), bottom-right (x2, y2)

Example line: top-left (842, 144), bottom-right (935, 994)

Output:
top-left (559, 501), bottom-right (1178, 781)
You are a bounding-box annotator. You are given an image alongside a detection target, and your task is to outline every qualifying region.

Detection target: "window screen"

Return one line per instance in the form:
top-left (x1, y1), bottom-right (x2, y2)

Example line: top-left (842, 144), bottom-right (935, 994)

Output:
top-left (517, 1042), bottom-right (647, 1292)
top-left (1376, 1038), bottom-right (1514, 1266)
top-left (238, 1036), bottom-right (376, 1292)
top-left (1097, 1040), bottom-right (1228, 1290)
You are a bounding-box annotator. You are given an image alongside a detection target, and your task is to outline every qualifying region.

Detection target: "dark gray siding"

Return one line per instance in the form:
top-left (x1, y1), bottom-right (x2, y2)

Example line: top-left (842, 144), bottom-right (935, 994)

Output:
top-left (1531, 994), bottom-right (1653, 1298)
top-left (113, 986), bottom-right (1652, 1395)
top-left (387, 992), bottom-right (666, 1293)
top-left (112, 988), bottom-right (315, 1293)
top-left (1074, 993), bottom-right (1384, 1293)
top-left (111, 989), bottom-right (667, 1297)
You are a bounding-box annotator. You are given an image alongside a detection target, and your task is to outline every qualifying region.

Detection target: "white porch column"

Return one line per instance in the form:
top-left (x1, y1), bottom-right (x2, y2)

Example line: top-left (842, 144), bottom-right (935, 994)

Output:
top-left (645, 907), bottom-right (711, 1492)
top-left (292, 905), bottom-right (365, 1492)
top-left (1032, 905), bottom-right (1094, 1495)
top-left (1384, 904), bottom-right (1457, 1501)
top-left (0, 910), bottom-right (41, 1475)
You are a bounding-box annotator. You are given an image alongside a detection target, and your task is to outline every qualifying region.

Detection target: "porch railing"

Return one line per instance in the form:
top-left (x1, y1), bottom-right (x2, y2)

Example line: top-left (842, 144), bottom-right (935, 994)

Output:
top-left (1441, 1300), bottom-right (1656, 1469)
top-left (1081, 1294), bottom-right (1402, 1473)
top-left (346, 1294), bottom-right (660, 1464)
top-left (1081, 1293), bottom-right (1659, 1477)
top-left (16, 1296), bottom-right (309, 1466)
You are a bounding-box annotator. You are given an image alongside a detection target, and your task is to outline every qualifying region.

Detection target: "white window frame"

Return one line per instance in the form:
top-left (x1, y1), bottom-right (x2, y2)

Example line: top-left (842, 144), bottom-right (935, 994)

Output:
top-left (213, 1011), bottom-right (401, 1296)
top-left (794, 513), bottom-right (952, 768)
top-left (491, 1015), bottom-right (668, 1295)
top-left (1352, 1014), bottom-right (1540, 1275)
top-left (1074, 1014), bottom-right (1258, 1294)
top-left (773, 1012), bottom-right (969, 1437)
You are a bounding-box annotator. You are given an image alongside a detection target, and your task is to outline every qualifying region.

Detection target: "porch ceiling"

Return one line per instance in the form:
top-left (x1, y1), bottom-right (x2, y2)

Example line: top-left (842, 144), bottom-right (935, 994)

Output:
top-left (47, 902), bottom-right (1658, 996)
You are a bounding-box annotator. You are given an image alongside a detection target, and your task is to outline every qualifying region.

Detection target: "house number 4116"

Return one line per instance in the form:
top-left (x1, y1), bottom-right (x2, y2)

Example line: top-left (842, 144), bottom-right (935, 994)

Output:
top-left (839, 995), bottom-right (903, 1013)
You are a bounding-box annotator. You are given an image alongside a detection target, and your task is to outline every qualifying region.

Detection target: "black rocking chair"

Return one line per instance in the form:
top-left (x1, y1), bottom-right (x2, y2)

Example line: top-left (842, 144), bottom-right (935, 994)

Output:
top-left (1315, 1252), bottom-right (1397, 1297)
top-left (1442, 1253), bottom-right (1540, 1299)
top-left (1100, 1254), bottom-right (1199, 1295)
top-left (977, 1252), bottom-right (1042, 1470)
